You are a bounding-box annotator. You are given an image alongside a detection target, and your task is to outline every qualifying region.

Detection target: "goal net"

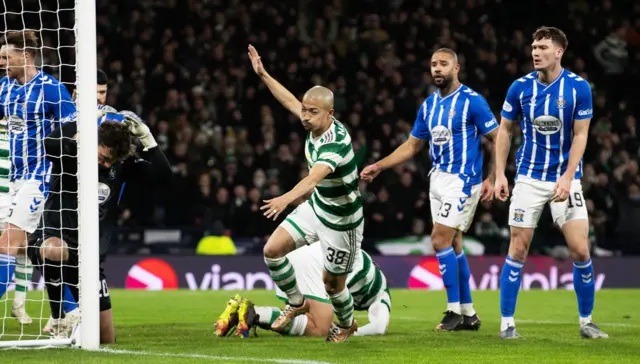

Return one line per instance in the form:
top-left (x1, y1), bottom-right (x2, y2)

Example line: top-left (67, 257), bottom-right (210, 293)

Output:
top-left (0, 0), bottom-right (99, 349)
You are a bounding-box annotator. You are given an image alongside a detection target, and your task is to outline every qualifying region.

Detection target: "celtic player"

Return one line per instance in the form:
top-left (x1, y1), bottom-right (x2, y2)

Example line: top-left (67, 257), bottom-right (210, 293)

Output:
top-left (216, 243), bottom-right (390, 338)
top-left (247, 45), bottom-right (362, 342)
top-left (0, 117), bottom-right (18, 307)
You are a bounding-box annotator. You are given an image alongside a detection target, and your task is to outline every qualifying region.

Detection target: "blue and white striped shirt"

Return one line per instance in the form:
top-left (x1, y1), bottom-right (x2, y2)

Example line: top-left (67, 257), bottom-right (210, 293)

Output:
top-left (501, 69), bottom-right (593, 182)
top-left (0, 72), bottom-right (76, 190)
top-left (411, 84), bottom-right (498, 195)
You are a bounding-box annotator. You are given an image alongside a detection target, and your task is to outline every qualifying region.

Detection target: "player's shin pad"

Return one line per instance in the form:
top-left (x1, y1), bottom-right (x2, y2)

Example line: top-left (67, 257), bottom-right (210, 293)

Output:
top-left (13, 255), bottom-right (33, 301)
top-left (265, 256), bottom-right (304, 305)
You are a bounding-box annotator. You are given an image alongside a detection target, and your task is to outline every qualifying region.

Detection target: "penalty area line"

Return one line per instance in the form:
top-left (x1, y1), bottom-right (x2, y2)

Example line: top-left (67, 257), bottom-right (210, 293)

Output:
top-left (98, 348), bottom-right (334, 364)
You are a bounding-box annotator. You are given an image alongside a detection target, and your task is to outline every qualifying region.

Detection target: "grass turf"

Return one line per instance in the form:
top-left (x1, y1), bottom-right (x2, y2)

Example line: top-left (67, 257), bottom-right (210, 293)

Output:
top-left (1, 289), bottom-right (639, 363)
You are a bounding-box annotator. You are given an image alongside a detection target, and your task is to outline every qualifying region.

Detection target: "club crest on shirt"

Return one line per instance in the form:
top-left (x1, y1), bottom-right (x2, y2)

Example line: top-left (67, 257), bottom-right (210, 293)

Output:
top-left (556, 96), bottom-right (566, 109)
top-left (109, 167), bottom-right (116, 180)
top-left (98, 182), bottom-right (112, 204)
top-left (431, 125), bottom-right (452, 146)
top-left (448, 109), bottom-right (456, 118)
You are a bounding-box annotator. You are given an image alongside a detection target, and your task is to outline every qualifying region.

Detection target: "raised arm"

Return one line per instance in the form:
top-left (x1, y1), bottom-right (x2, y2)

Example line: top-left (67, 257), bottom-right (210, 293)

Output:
top-left (120, 111), bottom-right (173, 186)
top-left (380, 136), bottom-right (425, 171)
top-left (248, 45), bottom-right (301, 119)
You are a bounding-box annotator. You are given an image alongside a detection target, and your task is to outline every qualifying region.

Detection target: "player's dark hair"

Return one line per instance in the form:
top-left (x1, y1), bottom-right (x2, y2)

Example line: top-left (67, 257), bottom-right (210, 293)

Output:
top-left (532, 26), bottom-right (568, 50)
top-left (98, 122), bottom-right (135, 162)
top-left (97, 69), bottom-right (108, 85)
top-left (433, 48), bottom-right (459, 64)
top-left (2, 31), bottom-right (39, 57)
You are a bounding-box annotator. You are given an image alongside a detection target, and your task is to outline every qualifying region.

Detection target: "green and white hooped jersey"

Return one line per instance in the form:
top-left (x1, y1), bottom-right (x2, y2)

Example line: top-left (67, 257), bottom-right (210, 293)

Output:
top-left (348, 250), bottom-right (390, 311)
top-left (305, 118), bottom-right (363, 231)
top-left (0, 118), bottom-right (10, 194)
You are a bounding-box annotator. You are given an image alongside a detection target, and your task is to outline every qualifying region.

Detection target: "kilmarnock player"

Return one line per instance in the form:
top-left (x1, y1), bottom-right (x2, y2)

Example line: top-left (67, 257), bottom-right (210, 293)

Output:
top-left (360, 48), bottom-right (498, 331)
top-left (0, 37), bottom-right (33, 324)
top-left (96, 69), bottom-right (108, 105)
top-left (41, 103), bottom-right (119, 334)
top-left (28, 110), bottom-right (172, 341)
top-left (71, 68), bottom-right (108, 105)
top-left (494, 26), bottom-right (608, 339)
top-left (216, 243), bottom-right (391, 338)
top-left (0, 31), bottom-right (77, 323)
top-left (248, 45), bottom-right (361, 342)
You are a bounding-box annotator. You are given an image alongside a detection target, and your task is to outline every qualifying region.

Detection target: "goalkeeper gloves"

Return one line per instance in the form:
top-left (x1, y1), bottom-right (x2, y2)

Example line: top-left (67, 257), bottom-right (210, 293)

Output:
top-left (97, 104), bottom-right (117, 118)
top-left (119, 110), bottom-right (157, 150)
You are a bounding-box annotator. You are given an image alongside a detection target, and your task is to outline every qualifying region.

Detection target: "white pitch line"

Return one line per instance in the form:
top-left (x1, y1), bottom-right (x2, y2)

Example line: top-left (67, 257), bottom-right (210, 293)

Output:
top-left (99, 348), bottom-right (334, 364)
top-left (389, 316), bottom-right (639, 327)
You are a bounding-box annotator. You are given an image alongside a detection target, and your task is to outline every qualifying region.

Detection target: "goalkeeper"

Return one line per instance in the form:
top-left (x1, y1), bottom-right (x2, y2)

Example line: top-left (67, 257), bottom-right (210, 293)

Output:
top-left (27, 110), bottom-right (172, 341)
top-left (216, 243), bottom-right (391, 338)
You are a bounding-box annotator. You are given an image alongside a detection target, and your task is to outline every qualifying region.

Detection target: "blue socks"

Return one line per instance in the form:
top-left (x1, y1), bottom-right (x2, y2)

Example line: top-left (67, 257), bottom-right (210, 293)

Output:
top-left (573, 259), bottom-right (595, 319)
top-left (499, 256), bottom-right (597, 330)
top-left (0, 253), bottom-right (16, 299)
top-left (457, 253), bottom-right (472, 305)
top-left (63, 285), bottom-right (78, 313)
top-left (457, 252), bottom-right (477, 316)
top-left (500, 255), bottom-right (523, 319)
top-left (0, 254), bottom-right (78, 313)
top-left (436, 246), bottom-right (460, 313)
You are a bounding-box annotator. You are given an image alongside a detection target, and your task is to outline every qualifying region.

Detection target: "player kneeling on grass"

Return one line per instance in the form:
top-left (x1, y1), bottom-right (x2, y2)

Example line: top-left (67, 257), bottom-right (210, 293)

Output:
top-left (215, 243), bottom-right (391, 338)
top-left (28, 110), bottom-right (171, 341)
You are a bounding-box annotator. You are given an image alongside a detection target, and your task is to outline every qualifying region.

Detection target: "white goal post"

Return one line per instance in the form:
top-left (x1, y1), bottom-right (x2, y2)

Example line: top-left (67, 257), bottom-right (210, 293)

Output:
top-left (0, 0), bottom-right (100, 349)
top-left (76, 0), bottom-right (100, 350)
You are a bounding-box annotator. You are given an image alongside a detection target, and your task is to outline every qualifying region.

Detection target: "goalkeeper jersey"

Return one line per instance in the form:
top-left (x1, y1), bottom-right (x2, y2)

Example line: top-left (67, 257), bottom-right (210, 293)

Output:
top-left (37, 121), bottom-right (171, 255)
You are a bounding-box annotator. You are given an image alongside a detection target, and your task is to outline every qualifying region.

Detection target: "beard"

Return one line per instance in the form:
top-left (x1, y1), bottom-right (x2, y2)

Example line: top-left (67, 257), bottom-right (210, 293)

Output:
top-left (434, 74), bottom-right (453, 90)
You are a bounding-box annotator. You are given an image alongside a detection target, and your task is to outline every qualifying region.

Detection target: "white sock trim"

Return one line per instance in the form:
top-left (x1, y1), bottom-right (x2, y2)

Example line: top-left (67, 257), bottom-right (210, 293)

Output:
top-left (500, 316), bottom-right (515, 331)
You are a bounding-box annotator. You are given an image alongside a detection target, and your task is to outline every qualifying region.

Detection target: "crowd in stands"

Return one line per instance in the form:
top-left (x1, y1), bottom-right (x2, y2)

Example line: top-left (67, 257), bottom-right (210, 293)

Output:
top-left (5, 0), bottom-right (640, 254)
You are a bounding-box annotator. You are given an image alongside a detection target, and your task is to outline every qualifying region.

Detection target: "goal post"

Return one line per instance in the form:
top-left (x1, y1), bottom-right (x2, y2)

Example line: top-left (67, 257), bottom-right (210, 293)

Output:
top-left (0, 0), bottom-right (100, 349)
top-left (75, 0), bottom-right (100, 350)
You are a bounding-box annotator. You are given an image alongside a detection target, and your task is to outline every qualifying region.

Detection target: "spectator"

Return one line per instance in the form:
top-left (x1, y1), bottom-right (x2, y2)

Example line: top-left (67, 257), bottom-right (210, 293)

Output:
top-left (5, 0), bottom-right (638, 254)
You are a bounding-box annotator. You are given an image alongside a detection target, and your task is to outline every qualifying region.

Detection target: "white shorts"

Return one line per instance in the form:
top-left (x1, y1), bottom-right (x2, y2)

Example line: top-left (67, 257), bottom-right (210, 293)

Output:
top-left (429, 170), bottom-right (481, 232)
top-left (6, 179), bottom-right (46, 234)
top-left (509, 175), bottom-right (588, 228)
top-left (280, 201), bottom-right (363, 275)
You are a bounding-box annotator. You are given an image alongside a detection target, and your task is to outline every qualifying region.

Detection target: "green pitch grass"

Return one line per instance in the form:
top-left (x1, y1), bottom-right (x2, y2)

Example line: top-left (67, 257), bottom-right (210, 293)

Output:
top-left (1, 289), bottom-right (640, 363)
